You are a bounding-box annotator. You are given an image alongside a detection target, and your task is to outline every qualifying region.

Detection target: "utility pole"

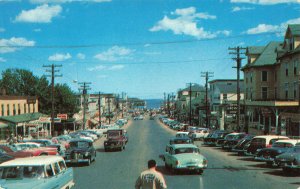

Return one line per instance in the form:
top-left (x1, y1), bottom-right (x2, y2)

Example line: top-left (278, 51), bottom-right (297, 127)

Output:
top-left (201, 71), bottom-right (214, 128)
top-left (106, 96), bottom-right (114, 124)
top-left (167, 94), bottom-right (170, 116)
top-left (229, 46), bottom-right (246, 132)
top-left (164, 92), bottom-right (166, 112)
top-left (78, 82), bottom-right (91, 130)
top-left (98, 92), bottom-right (101, 127)
top-left (188, 83), bottom-right (192, 126)
top-left (43, 64), bottom-right (62, 137)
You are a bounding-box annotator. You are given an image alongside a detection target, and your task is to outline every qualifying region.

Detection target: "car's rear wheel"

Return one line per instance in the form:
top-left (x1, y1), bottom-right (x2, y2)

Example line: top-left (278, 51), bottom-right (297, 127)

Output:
top-left (197, 169), bottom-right (203, 175)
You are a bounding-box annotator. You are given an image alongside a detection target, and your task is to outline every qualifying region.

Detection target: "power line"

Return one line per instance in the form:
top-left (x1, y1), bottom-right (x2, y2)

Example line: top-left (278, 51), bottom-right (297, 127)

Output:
top-left (78, 82), bottom-right (91, 130)
top-left (0, 31), bottom-right (282, 49)
top-left (201, 71), bottom-right (214, 128)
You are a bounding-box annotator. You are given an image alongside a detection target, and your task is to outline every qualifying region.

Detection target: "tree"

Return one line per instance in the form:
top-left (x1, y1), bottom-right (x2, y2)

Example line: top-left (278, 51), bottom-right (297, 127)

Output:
top-left (0, 68), bottom-right (78, 117)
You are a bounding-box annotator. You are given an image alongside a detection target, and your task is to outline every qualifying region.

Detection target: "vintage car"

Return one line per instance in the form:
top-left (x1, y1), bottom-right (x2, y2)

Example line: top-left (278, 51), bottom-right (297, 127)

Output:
top-left (275, 145), bottom-right (300, 174)
top-left (169, 135), bottom-right (193, 145)
top-left (0, 145), bottom-right (57, 157)
top-left (26, 139), bottom-right (64, 155)
top-left (245, 135), bottom-right (289, 156)
top-left (231, 135), bottom-right (255, 155)
top-left (64, 139), bottom-right (96, 165)
top-left (190, 128), bottom-right (209, 141)
top-left (221, 133), bottom-right (247, 150)
top-left (160, 144), bottom-right (208, 174)
top-left (10, 142), bottom-right (58, 156)
top-left (203, 130), bottom-right (230, 146)
top-left (104, 129), bottom-right (128, 151)
top-left (175, 131), bottom-right (190, 138)
top-left (0, 152), bottom-right (13, 164)
top-left (0, 156), bottom-right (74, 189)
top-left (255, 139), bottom-right (300, 166)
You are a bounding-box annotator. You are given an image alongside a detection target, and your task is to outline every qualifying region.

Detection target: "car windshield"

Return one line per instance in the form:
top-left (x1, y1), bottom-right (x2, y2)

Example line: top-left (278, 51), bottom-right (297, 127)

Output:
top-left (0, 166), bottom-right (45, 179)
top-left (174, 148), bottom-right (199, 154)
top-left (70, 141), bottom-right (89, 148)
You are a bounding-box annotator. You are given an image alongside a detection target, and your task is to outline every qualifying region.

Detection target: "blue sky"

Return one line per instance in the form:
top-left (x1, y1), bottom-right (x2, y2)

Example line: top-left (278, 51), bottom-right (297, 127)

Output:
top-left (0, 0), bottom-right (300, 99)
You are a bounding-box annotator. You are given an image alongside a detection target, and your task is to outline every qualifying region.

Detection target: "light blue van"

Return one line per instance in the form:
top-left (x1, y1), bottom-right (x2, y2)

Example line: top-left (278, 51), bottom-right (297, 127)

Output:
top-left (0, 156), bottom-right (74, 189)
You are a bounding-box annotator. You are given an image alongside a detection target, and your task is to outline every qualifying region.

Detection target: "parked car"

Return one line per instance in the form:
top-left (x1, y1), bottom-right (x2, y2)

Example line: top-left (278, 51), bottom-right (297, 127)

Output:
top-left (232, 135), bottom-right (256, 155)
top-left (160, 144), bottom-right (207, 174)
top-left (175, 131), bottom-right (190, 138)
top-left (104, 129), bottom-right (128, 152)
top-left (275, 145), bottom-right (300, 174)
top-left (255, 139), bottom-right (300, 166)
top-left (0, 156), bottom-right (75, 189)
top-left (10, 143), bottom-right (58, 156)
top-left (0, 145), bottom-right (57, 157)
top-left (190, 128), bottom-right (209, 141)
top-left (221, 133), bottom-right (247, 150)
top-left (169, 135), bottom-right (193, 145)
top-left (0, 152), bottom-right (13, 164)
top-left (26, 139), bottom-right (64, 156)
top-left (64, 139), bottom-right (96, 166)
top-left (245, 135), bottom-right (289, 156)
top-left (203, 130), bottom-right (230, 146)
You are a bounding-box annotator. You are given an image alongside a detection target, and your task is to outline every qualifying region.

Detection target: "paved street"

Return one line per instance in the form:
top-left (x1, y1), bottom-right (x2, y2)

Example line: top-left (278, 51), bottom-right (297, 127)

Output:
top-left (73, 118), bottom-right (300, 189)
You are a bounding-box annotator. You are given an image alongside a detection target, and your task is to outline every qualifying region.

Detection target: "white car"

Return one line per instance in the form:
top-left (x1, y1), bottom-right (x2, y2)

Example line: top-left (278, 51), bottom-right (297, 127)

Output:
top-left (175, 132), bottom-right (190, 138)
top-left (190, 128), bottom-right (210, 141)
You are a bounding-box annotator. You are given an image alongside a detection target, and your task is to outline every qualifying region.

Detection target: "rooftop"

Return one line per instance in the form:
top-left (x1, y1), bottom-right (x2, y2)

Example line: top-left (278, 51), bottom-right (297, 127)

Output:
top-left (0, 156), bottom-right (64, 167)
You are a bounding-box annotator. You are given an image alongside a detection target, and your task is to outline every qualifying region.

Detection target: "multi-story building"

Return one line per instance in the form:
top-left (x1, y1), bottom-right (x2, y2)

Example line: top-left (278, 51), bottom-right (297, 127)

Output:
top-left (242, 24), bottom-right (300, 136)
top-left (209, 79), bottom-right (244, 130)
top-left (175, 84), bottom-right (205, 126)
top-left (0, 95), bottom-right (41, 140)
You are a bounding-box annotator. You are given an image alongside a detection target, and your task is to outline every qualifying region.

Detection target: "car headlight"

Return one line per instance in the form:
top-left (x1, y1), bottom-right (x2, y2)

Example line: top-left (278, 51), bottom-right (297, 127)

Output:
top-left (85, 152), bottom-right (89, 156)
top-left (203, 159), bottom-right (208, 165)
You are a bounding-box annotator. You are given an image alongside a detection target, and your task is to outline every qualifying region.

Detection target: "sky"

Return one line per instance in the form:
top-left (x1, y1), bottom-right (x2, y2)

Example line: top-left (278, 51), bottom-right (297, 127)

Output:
top-left (0, 0), bottom-right (300, 99)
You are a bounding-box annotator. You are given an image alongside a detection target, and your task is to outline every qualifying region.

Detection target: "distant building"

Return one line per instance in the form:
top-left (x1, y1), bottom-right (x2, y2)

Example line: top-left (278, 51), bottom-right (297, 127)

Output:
top-left (209, 79), bottom-right (244, 130)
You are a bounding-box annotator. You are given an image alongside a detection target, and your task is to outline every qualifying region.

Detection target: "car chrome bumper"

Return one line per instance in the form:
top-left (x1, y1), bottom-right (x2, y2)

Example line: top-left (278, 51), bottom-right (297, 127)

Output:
top-left (65, 158), bottom-right (89, 163)
top-left (254, 156), bottom-right (274, 162)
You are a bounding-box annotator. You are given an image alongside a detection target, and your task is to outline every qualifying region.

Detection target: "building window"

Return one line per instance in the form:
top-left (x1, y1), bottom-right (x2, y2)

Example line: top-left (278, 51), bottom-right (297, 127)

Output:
top-left (275, 87), bottom-right (277, 99)
top-left (274, 71), bottom-right (277, 82)
top-left (285, 83), bottom-right (289, 99)
top-left (262, 71), bottom-right (268, 82)
top-left (285, 63), bottom-right (289, 76)
top-left (24, 104), bottom-right (27, 113)
top-left (246, 88), bottom-right (248, 99)
top-left (261, 87), bottom-right (268, 100)
top-left (18, 104), bottom-right (21, 115)
top-left (223, 94), bottom-right (227, 100)
top-left (33, 103), bottom-right (35, 113)
top-left (13, 104), bottom-right (16, 116)
top-left (250, 88), bottom-right (253, 100)
top-left (7, 104), bottom-right (9, 116)
top-left (250, 72), bottom-right (253, 83)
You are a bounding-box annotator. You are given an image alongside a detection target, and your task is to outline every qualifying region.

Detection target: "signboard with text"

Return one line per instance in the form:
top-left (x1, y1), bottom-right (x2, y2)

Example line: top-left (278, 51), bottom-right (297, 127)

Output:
top-left (57, 114), bottom-right (68, 120)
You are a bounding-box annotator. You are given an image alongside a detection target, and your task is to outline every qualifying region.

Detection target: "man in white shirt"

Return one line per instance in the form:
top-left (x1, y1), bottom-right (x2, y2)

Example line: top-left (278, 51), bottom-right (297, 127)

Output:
top-left (135, 159), bottom-right (167, 189)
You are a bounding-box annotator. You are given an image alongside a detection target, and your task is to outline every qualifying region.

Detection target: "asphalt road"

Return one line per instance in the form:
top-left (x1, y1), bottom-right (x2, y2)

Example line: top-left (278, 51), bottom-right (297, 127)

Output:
top-left (73, 117), bottom-right (300, 189)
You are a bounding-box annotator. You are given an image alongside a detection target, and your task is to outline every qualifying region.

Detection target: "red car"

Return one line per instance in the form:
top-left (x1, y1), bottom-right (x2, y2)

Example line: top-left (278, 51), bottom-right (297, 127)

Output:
top-left (0, 144), bottom-right (57, 157)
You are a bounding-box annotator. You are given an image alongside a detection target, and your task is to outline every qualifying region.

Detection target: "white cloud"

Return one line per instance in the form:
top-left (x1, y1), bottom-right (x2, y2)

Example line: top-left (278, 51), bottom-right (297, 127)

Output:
top-left (87, 65), bottom-right (106, 71)
top-left (0, 28), bottom-right (5, 32)
top-left (30, 0), bottom-right (111, 3)
top-left (232, 6), bottom-right (255, 12)
top-left (230, 0), bottom-right (300, 5)
top-left (15, 4), bottom-right (62, 23)
top-left (0, 57), bottom-right (6, 62)
top-left (245, 17), bottom-right (300, 34)
top-left (108, 65), bottom-right (124, 70)
top-left (77, 53), bottom-right (85, 59)
top-left (150, 7), bottom-right (229, 39)
top-left (87, 64), bottom-right (125, 71)
top-left (0, 37), bottom-right (35, 53)
top-left (33, 28), bottom-right (41, 32)
top-left (48, 53), bottom-right (71, 61)
top-left (94, 46), bottom-right (135, 62)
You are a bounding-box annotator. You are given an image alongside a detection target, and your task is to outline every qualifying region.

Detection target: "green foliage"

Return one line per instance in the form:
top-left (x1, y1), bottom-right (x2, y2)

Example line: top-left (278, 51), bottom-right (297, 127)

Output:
top-left (0, 68), bottom-right (78, 117)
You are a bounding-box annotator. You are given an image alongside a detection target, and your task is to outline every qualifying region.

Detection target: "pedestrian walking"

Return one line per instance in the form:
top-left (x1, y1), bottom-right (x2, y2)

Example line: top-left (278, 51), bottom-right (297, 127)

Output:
top-left (135, 159), bottom-right (167, 189)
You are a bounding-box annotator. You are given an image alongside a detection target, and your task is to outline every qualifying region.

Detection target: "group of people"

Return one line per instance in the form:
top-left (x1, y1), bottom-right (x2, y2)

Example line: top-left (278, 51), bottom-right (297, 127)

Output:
top-left (6, 134), bottom-right (23, 145)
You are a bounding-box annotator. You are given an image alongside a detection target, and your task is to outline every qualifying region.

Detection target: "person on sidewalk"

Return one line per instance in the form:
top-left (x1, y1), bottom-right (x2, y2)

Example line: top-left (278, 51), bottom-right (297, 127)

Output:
top-left (135, 159), bottom-right (167, 189)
